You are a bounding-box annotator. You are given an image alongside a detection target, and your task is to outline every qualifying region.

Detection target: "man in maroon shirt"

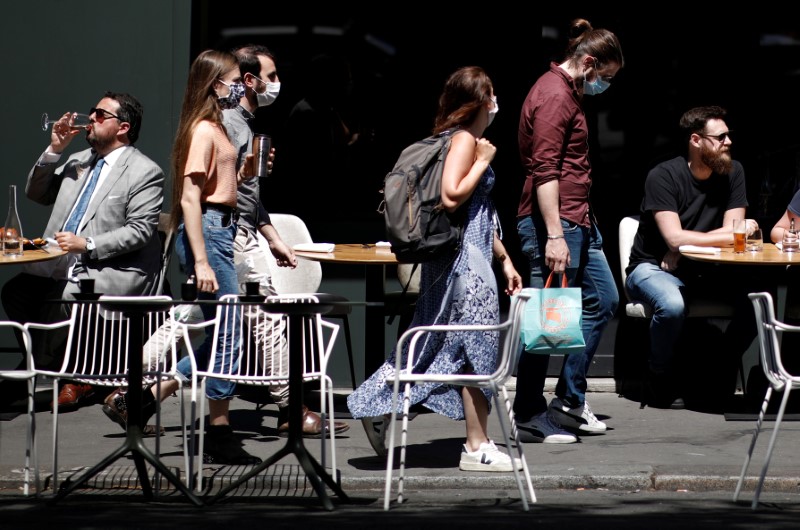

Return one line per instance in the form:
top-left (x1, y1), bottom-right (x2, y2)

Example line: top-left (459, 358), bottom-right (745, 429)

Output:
top-left (513, 18), bottom-right (623, 444)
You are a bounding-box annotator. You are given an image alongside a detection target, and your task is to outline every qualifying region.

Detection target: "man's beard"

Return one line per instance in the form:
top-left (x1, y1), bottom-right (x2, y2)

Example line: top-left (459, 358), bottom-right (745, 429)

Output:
top-left (700, 144), bottom-right (733, 174)
top-left (85, 129), bottom-right (112, 152)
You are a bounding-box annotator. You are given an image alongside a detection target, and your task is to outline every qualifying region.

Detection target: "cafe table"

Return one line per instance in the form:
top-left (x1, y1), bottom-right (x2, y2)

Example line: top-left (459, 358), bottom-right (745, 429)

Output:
top-left (294, 244), bottom-right (399, 379)
top-left (0, 247), bottom-right (66, 355)
top-left (681, 243), bottom-right (798, 420)
top-left (0, 246), bottom-right (65, 265)
top-left (680, 243), bottom-right (798, 319)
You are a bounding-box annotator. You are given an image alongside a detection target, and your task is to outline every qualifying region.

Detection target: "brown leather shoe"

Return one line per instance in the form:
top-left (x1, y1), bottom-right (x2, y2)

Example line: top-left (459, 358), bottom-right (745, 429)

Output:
top-left (102, 389), bottom-right (128, 430)
top-left (277, 405), bottom-right (350, 439)
top-left (102, 388), bottom-right (164, 437)
top-left (51, 383), bottom-right (95, 412)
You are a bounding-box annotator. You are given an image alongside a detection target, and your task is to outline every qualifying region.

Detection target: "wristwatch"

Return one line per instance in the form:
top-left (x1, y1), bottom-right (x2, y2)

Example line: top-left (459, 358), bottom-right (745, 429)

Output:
top-left (85, 237), bottom-right (96, 254)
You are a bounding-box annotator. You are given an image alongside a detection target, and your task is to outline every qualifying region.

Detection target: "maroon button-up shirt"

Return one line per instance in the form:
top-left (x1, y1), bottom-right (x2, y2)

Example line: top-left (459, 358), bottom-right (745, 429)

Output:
top-left (517, 62), bottom-right (592, 227)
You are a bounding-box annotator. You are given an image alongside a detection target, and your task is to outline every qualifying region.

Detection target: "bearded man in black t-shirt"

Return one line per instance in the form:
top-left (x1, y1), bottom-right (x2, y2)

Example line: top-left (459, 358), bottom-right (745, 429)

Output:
top-left (626, 106), bottom-right (763, 410)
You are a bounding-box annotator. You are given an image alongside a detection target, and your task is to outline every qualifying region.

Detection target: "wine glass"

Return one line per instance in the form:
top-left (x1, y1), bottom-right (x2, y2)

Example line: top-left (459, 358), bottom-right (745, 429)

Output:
top-left (41, 112), bottom-right (92, 132)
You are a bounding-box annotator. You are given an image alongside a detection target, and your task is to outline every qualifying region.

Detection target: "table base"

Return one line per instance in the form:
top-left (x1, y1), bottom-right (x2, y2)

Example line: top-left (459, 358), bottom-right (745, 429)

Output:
top-left (208, 434), bottom-right (348, 509)
top-left (52, 426), bottom-right (203, 506)
top-left (206, 307), bottom-right (348, 510)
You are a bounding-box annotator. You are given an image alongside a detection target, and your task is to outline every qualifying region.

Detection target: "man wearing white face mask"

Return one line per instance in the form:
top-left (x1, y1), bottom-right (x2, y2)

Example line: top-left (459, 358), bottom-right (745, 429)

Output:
top-left (225, 44), bottom-right (349, 436)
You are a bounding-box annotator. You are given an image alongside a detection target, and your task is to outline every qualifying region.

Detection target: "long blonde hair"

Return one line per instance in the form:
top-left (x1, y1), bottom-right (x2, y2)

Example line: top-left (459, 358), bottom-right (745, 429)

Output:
top-left (169, 49), bottom-right (238, 229)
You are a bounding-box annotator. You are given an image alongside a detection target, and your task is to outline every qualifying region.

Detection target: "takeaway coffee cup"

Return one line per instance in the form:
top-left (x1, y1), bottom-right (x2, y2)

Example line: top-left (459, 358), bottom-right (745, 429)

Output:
top-left (252, 134), bottom-right (271, 178)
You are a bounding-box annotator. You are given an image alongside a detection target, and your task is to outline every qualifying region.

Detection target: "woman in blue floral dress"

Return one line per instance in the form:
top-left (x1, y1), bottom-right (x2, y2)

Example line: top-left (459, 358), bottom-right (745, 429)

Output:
top-left (347, 66), bottom-right (523, 472)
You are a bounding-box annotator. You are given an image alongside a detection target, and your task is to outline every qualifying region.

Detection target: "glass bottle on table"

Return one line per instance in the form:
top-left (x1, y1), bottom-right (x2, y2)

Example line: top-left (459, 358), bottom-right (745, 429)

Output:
top-left (3, 185), bottom-right (23, 257)
top-left (783, 218), bottom-right (799, 253)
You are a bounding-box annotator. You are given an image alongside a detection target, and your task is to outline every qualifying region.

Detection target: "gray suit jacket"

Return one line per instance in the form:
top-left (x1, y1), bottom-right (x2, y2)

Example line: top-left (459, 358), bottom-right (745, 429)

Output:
top-left (23, 145), bottom-right (165, 298)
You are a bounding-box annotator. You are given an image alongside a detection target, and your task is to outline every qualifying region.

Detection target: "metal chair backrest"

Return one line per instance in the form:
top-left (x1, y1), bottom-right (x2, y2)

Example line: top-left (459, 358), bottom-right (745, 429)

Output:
top-left (749, 291), bottom-right (790, 389)
top-left (0, 321), bottom-right (38, 496)
top-left (28, 295), bottom-right (182, 491)
top-left (735, 291), bottom-right (800, 509)
top-left (258, 212), bottom-right (356, 389)
top-left (51, 296), bottom-right (177, 386)
top-left (191, 294), bottom-right (337, 383)
top-left (259, 213), bottom-right (322, 294)
top-left (183, 293), bottom-right (340, 491)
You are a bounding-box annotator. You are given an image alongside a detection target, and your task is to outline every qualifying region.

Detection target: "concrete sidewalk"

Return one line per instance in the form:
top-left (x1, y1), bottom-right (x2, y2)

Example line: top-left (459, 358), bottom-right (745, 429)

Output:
top-left (1, 379), bottom-right (799, 499)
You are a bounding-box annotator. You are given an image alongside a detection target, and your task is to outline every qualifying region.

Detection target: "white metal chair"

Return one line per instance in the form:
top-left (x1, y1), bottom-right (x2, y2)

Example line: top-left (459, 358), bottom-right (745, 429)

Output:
top-left (260, 213), bottom-right (357, 389)
top-left (383, 291), bottom-right (536, 511)
top-left (182, 293), bottom-right (341, 492)
top-left (27, 295), bottom-right (190, 492)
top-left (734, 291), bottom-right (800, 509)
top-left (0, 321), bottom-right (39, 496)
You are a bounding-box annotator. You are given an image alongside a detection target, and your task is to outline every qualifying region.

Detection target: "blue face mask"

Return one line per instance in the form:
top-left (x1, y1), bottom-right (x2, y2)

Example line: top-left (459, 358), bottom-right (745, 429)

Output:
top-left (583, 75), bottom-right (610, 96)
top-left (583, 58), bottom-right (611, 96)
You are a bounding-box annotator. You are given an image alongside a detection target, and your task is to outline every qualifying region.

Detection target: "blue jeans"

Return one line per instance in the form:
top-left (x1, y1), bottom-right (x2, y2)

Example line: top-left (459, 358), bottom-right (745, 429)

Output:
top-left (175, 207), bottom-right (240, 400)
top-left (625, 261), bottom-right (760, 378)
top-left (514, 216), bottom-right (619, 417)
top-left (624, 263), bottom-right (686, 374)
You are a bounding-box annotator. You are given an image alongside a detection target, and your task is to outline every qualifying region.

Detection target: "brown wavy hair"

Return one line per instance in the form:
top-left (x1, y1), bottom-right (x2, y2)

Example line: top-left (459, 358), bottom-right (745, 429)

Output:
top-left (169, 49), bottom-right (238, 229)
top-left (433, 66), bottom-right (494, 135)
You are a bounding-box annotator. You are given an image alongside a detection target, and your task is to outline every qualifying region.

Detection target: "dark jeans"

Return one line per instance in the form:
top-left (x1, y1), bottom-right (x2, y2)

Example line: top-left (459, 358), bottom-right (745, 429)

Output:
top-left (514, 216), bottom-right (619, 419)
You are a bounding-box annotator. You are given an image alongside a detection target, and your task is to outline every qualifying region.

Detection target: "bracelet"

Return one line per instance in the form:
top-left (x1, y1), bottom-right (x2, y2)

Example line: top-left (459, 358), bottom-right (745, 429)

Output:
top-left (495, 253), bottom-right (506, 262)
top-left (547, 235), bottom-right (564, 240)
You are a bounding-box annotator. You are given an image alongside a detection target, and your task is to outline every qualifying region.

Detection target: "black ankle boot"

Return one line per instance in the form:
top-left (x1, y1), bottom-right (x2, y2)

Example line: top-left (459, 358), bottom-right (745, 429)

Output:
top-left (642, 370), bottom-right (685, 410)
top-left (203, 425), bottom-right (262, 465)
top-left (140, 388), bottom-right (157, 427)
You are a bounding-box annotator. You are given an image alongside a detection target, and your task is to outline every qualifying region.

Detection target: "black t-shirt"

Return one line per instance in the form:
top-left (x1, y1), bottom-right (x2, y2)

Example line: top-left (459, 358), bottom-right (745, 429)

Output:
top-left (627, 156), bottom-right (748, 277)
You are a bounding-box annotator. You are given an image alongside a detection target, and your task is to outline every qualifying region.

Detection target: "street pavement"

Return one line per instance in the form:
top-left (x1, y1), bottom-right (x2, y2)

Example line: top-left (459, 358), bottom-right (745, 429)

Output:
top-left (1, 378), bottom-right (799, 528)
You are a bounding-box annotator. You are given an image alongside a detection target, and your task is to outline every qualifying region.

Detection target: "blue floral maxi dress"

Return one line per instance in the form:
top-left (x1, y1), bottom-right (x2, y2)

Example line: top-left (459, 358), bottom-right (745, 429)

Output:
top-left (347, 165), bottom-right (500, 420)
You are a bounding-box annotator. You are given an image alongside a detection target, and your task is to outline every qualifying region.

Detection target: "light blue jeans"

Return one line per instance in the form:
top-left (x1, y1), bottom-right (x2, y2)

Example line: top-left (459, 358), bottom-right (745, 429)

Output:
top-left (174, 207), bottom-right (240, 400)
top-left (624, 261), bottom-right (759, 378)
top-left (514, 216), bottom-right (619, 417)
top-left (624, 262), bottom-right (686, 374)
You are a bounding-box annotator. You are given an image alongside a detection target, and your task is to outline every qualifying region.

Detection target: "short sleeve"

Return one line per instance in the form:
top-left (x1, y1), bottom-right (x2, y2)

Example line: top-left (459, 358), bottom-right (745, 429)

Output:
top-left (183, 121), bottom-right (216, 178)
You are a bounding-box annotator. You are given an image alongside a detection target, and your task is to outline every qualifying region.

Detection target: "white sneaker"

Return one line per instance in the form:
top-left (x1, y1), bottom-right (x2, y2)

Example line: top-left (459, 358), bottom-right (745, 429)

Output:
top-left (361, 416), bottom-right (388, 457)
top-left (517, 411), bottom-right (578, 443)
top-left (549, 397), bottom-right (607, 433)
top-left (459, 441), bottom-right (523, 472)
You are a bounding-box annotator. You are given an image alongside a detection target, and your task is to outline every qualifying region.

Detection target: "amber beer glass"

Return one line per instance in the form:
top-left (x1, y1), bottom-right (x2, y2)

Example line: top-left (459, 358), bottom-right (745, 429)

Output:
top-left (733, 219), bottom-right (746, 253)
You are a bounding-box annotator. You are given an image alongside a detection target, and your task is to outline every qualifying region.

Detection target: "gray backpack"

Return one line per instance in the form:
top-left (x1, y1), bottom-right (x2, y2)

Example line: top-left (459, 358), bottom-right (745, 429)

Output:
top-left (378, 129), bottom-right (463, 264)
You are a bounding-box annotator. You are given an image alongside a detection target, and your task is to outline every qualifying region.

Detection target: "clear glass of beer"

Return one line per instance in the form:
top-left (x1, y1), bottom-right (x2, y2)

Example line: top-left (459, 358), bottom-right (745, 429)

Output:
top-left (733, 219), bottom-right (746, 253)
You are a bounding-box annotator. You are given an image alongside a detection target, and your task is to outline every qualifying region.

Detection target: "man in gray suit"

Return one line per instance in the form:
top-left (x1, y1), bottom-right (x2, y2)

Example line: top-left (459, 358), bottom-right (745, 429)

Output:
top-left (1, 91), bottom-right (164, 410)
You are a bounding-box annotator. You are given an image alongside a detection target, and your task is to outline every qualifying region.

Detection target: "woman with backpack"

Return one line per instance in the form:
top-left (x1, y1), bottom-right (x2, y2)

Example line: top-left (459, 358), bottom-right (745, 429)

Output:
top-left (348, 66), bottom-right (523, 472)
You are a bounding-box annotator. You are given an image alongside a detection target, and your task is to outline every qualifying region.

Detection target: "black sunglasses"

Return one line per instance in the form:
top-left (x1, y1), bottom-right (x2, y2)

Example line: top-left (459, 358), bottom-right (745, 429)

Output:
top-left (90, 107), bottom-right (121, 123)
top-left (699, 131), bottom-right (732, 143)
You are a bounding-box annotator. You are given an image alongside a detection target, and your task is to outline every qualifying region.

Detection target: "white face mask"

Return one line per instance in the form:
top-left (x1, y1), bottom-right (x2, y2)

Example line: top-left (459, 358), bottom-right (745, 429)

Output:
top-left (487, 96), bottom-right (499, 127)
top-left (253, 76), bottom-right (281, 107)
